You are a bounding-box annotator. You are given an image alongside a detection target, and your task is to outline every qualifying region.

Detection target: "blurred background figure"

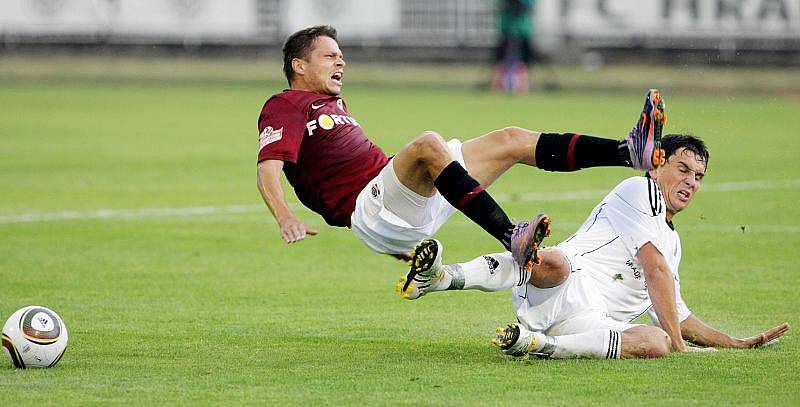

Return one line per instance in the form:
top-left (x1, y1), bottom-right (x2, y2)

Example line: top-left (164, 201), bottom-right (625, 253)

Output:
top-left (491, 0), bottom-right (535, 95)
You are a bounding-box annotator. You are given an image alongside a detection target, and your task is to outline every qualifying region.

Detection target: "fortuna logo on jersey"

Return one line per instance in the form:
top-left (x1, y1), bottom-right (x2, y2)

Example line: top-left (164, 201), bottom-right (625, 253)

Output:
top-left (306, 114), bottom-right (360, 136)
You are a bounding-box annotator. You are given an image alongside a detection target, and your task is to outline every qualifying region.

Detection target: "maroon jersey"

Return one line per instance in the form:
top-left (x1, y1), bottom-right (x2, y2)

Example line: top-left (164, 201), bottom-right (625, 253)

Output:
top-left (257, 90), bottom-right (389, 227)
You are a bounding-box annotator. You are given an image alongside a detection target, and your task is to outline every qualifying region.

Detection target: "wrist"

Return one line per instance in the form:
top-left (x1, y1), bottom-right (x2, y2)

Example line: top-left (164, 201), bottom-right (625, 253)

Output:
top-left (275, 212), bottom-right (297, 224)
top-left (730, 337), bottom-right (746, 349)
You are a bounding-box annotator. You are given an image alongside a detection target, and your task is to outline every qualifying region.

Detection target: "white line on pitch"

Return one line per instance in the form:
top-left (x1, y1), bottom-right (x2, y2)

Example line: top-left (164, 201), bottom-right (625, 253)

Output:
top-left (446, 219), bottom-right (800, 234)
top-left (489, 178), bottom-right (800, 203)
top-left (0, 205), bottom-right (266, 224)
top-left (0, 178), bottom-right (798, 225)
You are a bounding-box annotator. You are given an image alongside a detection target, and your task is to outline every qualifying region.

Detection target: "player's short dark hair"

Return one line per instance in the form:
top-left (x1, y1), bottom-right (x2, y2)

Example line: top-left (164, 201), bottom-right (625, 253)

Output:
top-left (662, 134), bottom-right (710, 167)
top-left (282, 25), bottom-right (338, 86)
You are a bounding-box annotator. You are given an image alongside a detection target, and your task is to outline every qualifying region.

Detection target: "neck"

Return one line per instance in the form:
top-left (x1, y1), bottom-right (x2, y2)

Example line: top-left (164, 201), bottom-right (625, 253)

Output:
top-left (290, 79), bottom-right (316, 93)
top-left (291, 85), bottom-right (312, 92)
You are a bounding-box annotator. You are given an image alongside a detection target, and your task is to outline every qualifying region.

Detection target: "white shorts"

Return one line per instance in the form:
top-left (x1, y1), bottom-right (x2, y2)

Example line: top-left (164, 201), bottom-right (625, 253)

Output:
top-left (350, 139), bottom-right (465, 254)
top-left (511, 248), bottom-right (641, 335)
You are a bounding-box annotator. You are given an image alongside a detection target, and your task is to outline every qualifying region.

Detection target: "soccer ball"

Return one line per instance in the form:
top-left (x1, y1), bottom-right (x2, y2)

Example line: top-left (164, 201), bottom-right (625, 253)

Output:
top-left (2, 306), bottom-right (68, 368)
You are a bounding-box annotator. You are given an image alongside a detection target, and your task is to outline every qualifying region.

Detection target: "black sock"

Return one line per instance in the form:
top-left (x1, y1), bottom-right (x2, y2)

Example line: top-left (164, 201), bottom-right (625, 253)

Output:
top-left (535, 133), bottom-right (632, 172)
top-left (434, 162), bottom-right (513, 249)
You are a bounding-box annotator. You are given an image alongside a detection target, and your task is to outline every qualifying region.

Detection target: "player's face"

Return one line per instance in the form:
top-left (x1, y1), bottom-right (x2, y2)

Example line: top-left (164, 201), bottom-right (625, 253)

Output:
top-left (294, 36), bottom-right (345, 95)
top-left (650, 147), bottom-right (707, 220)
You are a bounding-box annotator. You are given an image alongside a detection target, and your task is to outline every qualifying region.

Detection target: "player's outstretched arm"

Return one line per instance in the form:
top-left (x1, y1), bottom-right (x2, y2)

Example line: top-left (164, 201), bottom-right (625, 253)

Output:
top-left (681, 314), bottom-right (790, 349)
top-left (257, 160), bottom-right (318, 244)
top-left (638, 242), bottom-right (687, 352)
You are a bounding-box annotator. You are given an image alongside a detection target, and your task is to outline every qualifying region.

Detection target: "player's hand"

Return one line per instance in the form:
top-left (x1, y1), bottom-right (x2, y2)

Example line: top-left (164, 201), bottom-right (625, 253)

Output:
top-left (670, 338), bottom-right (688, 353)
top-left (673, 343), bottom-right (716, 353)
top-left (279, 217), bottom-right (318, 244)
top-left (739, 322), bottom-right (790, 349)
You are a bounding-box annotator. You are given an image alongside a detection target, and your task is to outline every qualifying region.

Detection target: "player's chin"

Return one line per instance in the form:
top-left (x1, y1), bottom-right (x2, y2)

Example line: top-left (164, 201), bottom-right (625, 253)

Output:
top-left (671, 201), bottom-right (689, 214)
top-left (327, 82), bottom-right (342, 95)
top-left (672, 194), bottom-right (692, 208)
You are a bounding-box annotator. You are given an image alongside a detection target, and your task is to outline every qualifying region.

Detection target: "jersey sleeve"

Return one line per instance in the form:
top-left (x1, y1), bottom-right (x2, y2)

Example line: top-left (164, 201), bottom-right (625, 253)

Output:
top-left (602, 177), bottom-right (668, 258)
top-left (257, 97), bottom-right (306, 163)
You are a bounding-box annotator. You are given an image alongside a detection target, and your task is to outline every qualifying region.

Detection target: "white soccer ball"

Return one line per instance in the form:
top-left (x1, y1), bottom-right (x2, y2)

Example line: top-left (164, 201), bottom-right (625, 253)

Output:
top-left (2, 306), bottom-right (68, 369)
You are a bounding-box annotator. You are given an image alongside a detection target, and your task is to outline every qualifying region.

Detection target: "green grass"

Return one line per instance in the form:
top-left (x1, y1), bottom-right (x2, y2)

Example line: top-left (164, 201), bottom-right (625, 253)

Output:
top-left (1, 62), bottom-right (799, 405)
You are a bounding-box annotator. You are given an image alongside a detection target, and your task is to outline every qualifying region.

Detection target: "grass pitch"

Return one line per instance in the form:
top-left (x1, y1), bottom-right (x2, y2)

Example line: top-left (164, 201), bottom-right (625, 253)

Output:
top-left (1, 59), bottom-right (799, 405)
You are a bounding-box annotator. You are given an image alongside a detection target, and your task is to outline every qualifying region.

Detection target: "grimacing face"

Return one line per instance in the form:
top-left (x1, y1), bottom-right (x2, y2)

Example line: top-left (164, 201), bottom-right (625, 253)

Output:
top-left (292, 36), bottom-right (345, 95)
top-left (649, 147), bottom-right (707, 220)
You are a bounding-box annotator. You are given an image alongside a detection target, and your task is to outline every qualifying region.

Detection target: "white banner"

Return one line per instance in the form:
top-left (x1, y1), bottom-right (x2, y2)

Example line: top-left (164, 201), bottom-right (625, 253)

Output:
top-left (537, 0), bottom-right (800, 38)
top-left (0, 0), bottom-right (111, 35)
top-left (0, 0), bottom-right (798, 46)
top-left (113, 0), bottom-right (259, 39)
top-left (0, 0), bottom-right (260, 40)
top-left (283, 0), bottom-right (400, 39)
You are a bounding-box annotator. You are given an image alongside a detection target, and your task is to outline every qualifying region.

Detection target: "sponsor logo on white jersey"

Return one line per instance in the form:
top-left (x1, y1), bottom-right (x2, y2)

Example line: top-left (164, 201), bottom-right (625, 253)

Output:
top-left (258, 126), bottom-right (283, 149)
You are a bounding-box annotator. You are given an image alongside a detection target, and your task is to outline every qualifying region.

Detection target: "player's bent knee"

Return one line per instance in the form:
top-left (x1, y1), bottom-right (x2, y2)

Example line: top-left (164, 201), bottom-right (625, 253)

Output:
top-left (647, 334), bottom-right (671, 358)
top-left (416, 130), bottom-right (446, 146)
top-left (622, 326), bottom-right (670, 359)
top-left (529, 249), bottom-right (570, 288)
top-left (640, 327), bottom-right (670, 358)
top-left (410, 131), bottom-right (451, 162)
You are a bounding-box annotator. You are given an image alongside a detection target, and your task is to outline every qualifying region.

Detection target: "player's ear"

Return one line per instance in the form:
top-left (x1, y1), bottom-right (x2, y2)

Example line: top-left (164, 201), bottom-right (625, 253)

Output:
top-left (292, 58), bottom-right (306, 77)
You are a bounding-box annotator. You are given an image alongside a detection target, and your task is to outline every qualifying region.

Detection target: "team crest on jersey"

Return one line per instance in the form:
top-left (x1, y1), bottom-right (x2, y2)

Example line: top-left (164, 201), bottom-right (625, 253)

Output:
top-left (336, 99), bottom-right (345, 112)
top-left (259, 126), bottom-right (283, 149)
top-left (371, 183), bottom-right (380, 198)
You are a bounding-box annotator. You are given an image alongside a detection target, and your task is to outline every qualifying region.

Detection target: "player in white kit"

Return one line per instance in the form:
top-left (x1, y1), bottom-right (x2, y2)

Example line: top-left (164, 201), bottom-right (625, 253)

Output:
top-left (397, 135), bottom-right (789, 359)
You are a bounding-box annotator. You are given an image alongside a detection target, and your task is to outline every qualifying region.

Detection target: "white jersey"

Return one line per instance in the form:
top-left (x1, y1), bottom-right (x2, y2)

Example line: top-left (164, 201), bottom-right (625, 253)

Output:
top-left (556, 176), bottom-right (691, 323)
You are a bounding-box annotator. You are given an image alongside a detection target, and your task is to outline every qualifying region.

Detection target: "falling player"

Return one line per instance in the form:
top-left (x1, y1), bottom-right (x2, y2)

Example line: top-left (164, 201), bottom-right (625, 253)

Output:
top-left (257, 25), bottom-right (666, 268)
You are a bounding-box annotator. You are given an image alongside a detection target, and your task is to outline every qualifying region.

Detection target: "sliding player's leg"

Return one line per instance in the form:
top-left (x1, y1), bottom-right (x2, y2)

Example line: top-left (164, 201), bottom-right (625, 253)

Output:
top-left (494, 321), bottom-right (670, 359)
top-left (494, 269), bottom-right (671, 360)
top-left (396, 241), bottom-right (568, 300)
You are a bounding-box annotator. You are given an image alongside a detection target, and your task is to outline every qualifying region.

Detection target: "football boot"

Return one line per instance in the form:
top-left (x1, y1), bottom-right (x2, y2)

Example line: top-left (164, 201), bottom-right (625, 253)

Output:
top-left (396, 239), bottom-right (445, 300)
top-left (626, 89), bottom-right (667, 171)
top-left (509, 213), bottom-right (551, 272)
top-left (492, 323), bottom-right (536, 357)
